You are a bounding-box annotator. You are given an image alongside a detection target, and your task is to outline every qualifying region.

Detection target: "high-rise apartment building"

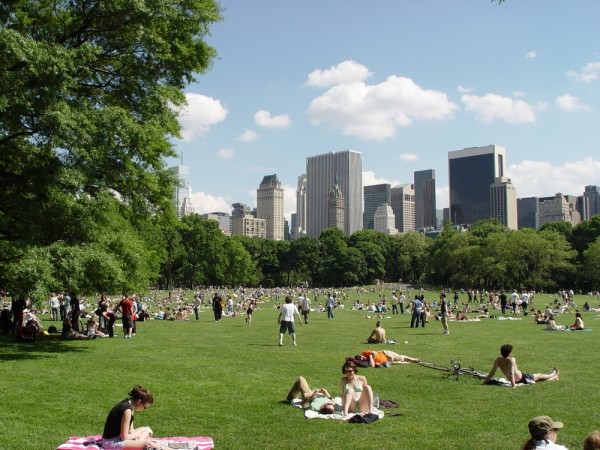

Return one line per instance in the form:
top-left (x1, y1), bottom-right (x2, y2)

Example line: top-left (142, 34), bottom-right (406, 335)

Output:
top-left (490, 176), bottom-right (518, 230)
top-left (293, 174), bottom-right (308, 240)
top-left (168, 164), bottom-right (190, 219)
top-left (232, 215), bottom-right (266, 238)
top-left (363, 184), bottom-right (391, 230)
top-left (201, 212), bottom-right (231, 235)
top-left (373, 203), bottom-right (398, 235)
top-left (414, 169), bottom-right (437, 229)
top-left (448, 145), bottom-right (507, 226)
top-left (538, 193), bottom-right (581, 228)
top-left (391, 183), bottom-right (415, 233)
top-left (256, 174), bottom-right (284, 240)
top-left (306, 150), bottom-right (362, 238)
top-left (517, 197), bottom-right (539, 229)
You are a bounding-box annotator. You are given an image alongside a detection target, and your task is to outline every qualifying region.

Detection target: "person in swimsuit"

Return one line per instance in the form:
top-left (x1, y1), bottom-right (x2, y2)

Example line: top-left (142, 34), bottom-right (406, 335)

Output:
top-left (340, 361), bottom-right (373, 417)
top-left (483, 344), bottom-right (559, 388)
top-left (286, 376), bottom-right (339, 414)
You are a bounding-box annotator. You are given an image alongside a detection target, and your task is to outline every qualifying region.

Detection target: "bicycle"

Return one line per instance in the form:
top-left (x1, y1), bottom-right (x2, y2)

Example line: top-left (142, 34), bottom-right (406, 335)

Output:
top-left (418, 360), bottom-right (488, 381)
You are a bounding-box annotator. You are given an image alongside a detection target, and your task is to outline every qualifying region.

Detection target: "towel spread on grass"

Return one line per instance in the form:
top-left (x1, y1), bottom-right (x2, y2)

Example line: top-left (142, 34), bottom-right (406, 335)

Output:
top-left (545, 328), bottom-right (592, 332)
top-left (486, 378), bottom-right (534, 387)
top-left (56, 435), bottom-right (214, 450)
top-left (290, 398), bottom-right (385, 420)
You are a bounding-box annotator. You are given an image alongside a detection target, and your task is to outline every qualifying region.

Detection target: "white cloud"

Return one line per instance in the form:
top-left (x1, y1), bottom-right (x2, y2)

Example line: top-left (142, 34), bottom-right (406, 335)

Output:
top-left (306, 60), bottom-right (373, 88)
top-left (457, 85), bottom-right (473, 94)
top-left (507, 157), bottom-right (600, 198)
top-left (362, 171), bottom-right (399, 188)
top-left (177, 93), bottom-right (228, 141)
top-left (525, 50), bottom-right (537, 59)
top-left (436, 185), bottom-right (449, 210)
top-left (399, 153), bottom-right (419, 162)
top-left (307, 66), bottom-right (458, 140)
top-left (555, 94), bottom-right (592, 112)
top-left (282, 184), bottom-right (297, 223)
top-left (217, 148), bottom-right (234, 160)
top-left (567, 61), bottom-right (600, 83)
top-left (238, 129), bottom-right (260, 142)
top-left (190, 192), bottom-right (231, 215)
top-left (513, 91), bottom-right (525, 98)
top-left (461, 93), bottom-right (537, 124)
top-left (254, 110), bottom-right (291, 128)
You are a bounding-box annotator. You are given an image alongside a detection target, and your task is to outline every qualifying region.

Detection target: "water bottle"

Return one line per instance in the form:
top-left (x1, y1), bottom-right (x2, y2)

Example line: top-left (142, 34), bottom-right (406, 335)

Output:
top-left (374, 392), bottom-right (380, 409)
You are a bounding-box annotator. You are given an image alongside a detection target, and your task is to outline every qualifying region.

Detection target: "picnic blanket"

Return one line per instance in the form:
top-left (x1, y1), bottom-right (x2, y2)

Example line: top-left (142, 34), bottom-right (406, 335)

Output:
top-left (56, 435), bottom-right (214, 450)
top-left (290, 398), bottom-right (385, 420)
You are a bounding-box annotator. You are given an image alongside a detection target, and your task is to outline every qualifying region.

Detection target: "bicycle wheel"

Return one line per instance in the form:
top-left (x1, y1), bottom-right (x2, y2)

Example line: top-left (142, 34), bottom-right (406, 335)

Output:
top-left (457, 367), bottom-right (488, 379)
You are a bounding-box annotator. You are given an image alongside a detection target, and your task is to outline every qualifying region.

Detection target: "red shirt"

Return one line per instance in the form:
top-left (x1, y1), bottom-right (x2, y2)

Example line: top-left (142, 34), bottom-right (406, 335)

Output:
top-left (118, 298), bottom-right (133, 316)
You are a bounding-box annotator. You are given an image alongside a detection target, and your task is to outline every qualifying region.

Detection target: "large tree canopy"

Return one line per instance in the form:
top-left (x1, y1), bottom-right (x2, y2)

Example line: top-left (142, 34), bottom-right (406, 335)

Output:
top-left (0, 0), bottom-right (222, 298)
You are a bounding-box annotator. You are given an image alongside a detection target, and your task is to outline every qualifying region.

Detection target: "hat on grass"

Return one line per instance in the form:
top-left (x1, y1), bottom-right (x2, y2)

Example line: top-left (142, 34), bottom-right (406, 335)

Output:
top-left (528, 416), bottom-right (564, 438)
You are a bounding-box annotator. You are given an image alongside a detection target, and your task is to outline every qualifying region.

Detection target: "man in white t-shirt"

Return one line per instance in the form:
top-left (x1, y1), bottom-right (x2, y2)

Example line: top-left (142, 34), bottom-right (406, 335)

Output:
top-left (300, 295), bottom-right (311, 324)
top-left (278, 296), bottom-right (302, 346)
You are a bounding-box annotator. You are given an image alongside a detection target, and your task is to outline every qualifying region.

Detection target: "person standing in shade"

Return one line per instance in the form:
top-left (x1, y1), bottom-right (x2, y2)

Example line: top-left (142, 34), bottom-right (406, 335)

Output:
top-left (439, 292), bottom-right (449, 335)
top-left (49, 293), bottom-right (60, 322)
top-left (278, 295), bottom-right (302, 346)
top-left (499, 291), bottom-right (508, 315)
top-left (70, 294), bottom-right (81, 332)
top-left (325, 293), bottom-right (336, 319)
top-left (193, 293), bottom-right (201, 320)
top-left (117, 294), bottom-right (134, 339)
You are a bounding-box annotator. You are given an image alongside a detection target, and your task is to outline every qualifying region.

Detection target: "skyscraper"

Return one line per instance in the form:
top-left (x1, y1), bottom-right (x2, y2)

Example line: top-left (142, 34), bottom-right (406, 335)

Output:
top-left (517, 197), bottom-right (539, 229)
top-left (168, 163), bottom-right (190, 219)
top-left (448, 145), bottom-right (506, 226)
top-left (328, 177), bottom-right (344, 231)
top-left (580, 185), bottom-right (600, 220)
top-left (256, 174), bottom-right (284, 240)
top-left (414, 169), bottom-right (436, 229)
top-left (391, 183), bottom-right (415, 233)
top-left (306, 150), bottom-right (362, 238)
top-left (373, 203), bottom-right (398, 235)
top-left (293, 174), bottom-right (308, 240)
top-left (363, 184), bottom-right (391, 230)
top-left (538, 193), bottom-right (581, 228)
top-left (490, 176), bottom-right (518, 230)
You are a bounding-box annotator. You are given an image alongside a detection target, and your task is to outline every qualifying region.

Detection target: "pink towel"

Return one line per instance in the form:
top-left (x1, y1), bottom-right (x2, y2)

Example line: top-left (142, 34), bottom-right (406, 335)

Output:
top-left (57, 435), bottom-right (214, 450)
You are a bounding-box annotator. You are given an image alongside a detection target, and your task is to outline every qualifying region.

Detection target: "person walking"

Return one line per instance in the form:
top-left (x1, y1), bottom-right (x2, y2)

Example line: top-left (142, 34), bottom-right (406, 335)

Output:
top-left (440, 292), bottom-right (449, 335)
top-left (325, 293), bottom-right (335, 320)
top-left (278, 296), bottom-right (302, 346)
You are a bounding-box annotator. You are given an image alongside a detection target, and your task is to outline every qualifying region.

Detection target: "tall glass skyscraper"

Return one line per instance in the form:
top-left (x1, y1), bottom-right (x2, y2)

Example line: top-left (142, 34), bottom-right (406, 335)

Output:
top-left (306, 150), bottom-right (362, 238)
top-left (414, 169), bottom-right (436, 229)
top-left (168, 164), bottom-right (190, 219)
top-left (363, 184), bottom-right (391, 230)
top-left (448, 145), bottom-right (506, 226)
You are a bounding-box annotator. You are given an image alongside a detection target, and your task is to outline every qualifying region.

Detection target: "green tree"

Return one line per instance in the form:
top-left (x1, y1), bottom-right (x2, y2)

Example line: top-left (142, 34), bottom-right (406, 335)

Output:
top-left (1, 0), bottom-right (221, 294)
top-left (579, 237), bottom-right (600, 291)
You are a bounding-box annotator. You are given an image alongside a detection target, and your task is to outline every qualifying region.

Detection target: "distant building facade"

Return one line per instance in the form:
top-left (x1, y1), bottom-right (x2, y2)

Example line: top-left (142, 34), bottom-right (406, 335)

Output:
top-left (517, 197), bottom-right (539, 229)
top-left (306, 150), bottom-right (362, 238)
top-left (538, 193), bottom-right (581, 228)
top-left (292, 174), bottom-right (308, 240)
top-left (363, 184), bottom-right (391, 230)
top-left (391, 183), bottom-right (415, 233)
top-left (373, 203), bottom-right (398, 235)
top-left (169, 164), bottom-right (191, 219)
top-left (202, 212), bottom-right (231, 235)
top-left (490, 176), bottom-right (518, 230)
top-left (256, 174), bottom-right (284, 240)
top-left (414, 169), bottom-right (436, 229)
top-left (580, 185), bottom-right (600, 220)
top-left (328, 177), bottom-right (345, 231)
top-left (449, 145), bottom-right (507, 226)
top-left (232, 214), bottom-right (266, 238)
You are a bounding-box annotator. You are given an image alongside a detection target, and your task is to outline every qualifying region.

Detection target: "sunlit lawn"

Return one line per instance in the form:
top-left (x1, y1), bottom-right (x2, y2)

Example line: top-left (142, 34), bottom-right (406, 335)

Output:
top-left (0, 289), bottom-right (597, 450)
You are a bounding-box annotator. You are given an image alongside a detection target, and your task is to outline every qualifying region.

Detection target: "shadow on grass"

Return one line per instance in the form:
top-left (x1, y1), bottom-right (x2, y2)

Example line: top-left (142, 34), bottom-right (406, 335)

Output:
top-left (0, 333), bottom-right (90, 360)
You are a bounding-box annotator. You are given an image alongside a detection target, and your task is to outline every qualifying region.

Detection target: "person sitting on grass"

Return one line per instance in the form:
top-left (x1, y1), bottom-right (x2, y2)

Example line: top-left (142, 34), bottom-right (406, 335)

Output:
top-left (102, 385), bottom-right (169, 450)
top-left (340, 361), bottom-right (373, 417)
top-left (286, 376), bottom-right (340, 414)
top-left (584, 431), bottom-right (600, 450)
top-left (545, 315), bottom-right (566, 331)
top-left (522, 415), bottom-right (568, 450)
top-left (570, 312), bottom-right (584, 330)
top-left (483, 344), bottom-right (559, 388)
top-left (366, 321), bottom-right (387, 343)
top-left (61, 319), bottom-right (89, 340)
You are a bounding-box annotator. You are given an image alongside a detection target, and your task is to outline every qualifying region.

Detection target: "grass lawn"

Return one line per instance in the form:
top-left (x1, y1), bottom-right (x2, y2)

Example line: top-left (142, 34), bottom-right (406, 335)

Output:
top-left (0, 289), bottom-right (597, 450)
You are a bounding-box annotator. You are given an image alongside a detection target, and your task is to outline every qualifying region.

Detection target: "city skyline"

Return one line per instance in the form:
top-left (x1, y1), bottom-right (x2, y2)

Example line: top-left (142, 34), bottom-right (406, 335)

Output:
top-left (167, 1), bottom-right (600, 221)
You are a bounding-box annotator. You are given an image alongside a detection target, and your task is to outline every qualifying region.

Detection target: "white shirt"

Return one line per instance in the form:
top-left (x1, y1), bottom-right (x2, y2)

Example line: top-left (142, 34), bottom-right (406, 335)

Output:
top-left (532, 439), bottom-right (569, 450)
top-left (280, 303), bottom-right (299, 322)
top-left (301, 297), bottom-right (311, 310)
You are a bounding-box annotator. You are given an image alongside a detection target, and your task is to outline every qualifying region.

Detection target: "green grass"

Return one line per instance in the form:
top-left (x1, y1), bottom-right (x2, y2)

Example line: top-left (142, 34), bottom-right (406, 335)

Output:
top-left (0, 290), bottom-right (597, 450)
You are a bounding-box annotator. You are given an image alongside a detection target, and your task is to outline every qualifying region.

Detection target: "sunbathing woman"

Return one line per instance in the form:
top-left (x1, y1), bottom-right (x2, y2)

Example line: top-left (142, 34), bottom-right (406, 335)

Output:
top-left (102, 385), bottom-right (168, 450)
top-left (340, 361), bottom-right (373, 417)
top-left (545, 315), bottom-right (565, 331)
top-left (570, 312), bottom-right (584, 330)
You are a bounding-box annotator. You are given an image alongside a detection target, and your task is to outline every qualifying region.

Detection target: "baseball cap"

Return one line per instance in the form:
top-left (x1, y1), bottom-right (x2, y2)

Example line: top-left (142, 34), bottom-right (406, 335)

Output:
top-left (528, 416), bottom-right (564, 438)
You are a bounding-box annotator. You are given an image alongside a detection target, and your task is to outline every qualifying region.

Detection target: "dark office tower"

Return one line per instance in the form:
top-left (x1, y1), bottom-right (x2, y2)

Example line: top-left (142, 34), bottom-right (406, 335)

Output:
top-left (580, 185), bottom-right (600, 220)
top-left (448, 145), bottom-right (506, 226)
top-left (517, 197), bottom-right (539, 229)
top-left (414, 169), bottom-right (436, 229)
top-left (306, 150), bottom-right (362, 238)
top-left (363, 184), bottom-right (391, 230)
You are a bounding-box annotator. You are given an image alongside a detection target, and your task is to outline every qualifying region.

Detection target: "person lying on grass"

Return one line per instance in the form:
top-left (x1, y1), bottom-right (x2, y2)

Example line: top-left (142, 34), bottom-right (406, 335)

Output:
top-left (483, 344), bottom-right (559, 388)
top-left (286, 376), bottom-right (340, 414)
top-left (360, 350), bottom-right (421, 367)
top-left (102, 385), bottom-right (169, 450)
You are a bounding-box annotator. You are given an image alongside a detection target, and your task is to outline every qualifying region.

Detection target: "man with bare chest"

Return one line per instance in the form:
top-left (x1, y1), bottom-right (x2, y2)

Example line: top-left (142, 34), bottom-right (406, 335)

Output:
top-left (483, 344), bottom-right (559, 388)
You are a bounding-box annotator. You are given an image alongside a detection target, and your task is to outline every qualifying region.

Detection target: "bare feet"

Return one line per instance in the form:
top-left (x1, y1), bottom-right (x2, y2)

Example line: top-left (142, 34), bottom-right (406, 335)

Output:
top-left (551, 367), bottom-right (560, 381)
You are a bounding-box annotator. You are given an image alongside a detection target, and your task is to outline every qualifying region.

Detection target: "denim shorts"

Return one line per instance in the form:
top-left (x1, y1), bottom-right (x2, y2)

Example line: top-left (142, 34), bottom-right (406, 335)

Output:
top-left (101, 438), bottom-right (126, 449)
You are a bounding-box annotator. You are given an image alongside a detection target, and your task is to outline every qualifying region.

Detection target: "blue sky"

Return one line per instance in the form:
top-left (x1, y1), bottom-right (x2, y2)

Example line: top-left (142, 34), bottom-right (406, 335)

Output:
top-left (167, 0), bottom-right (600, 220)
